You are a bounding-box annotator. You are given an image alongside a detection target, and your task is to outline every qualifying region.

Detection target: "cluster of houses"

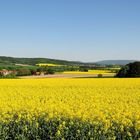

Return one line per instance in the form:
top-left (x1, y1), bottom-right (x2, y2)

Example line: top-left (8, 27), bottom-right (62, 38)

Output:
top-left (0, 69), bottom-right (46, 77)
top-left (0, 69), bottom-right (17, 76)
top-left (32, 71), bottom-right (45, 76)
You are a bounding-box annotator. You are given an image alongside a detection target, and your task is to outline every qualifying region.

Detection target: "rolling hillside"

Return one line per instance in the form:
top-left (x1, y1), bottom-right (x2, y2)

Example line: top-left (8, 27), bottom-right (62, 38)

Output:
top-left (0, 56), bottom-right (138, 66)
top-left (0, 56), bottom-right (84, 66)
top-left (96, 60), bottom-right (137, 65)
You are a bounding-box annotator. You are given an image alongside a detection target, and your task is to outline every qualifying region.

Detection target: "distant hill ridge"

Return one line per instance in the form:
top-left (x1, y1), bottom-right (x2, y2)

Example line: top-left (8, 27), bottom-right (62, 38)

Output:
top-left (0, 56), bottom-right (84, 66)
top-left (0, 56), bottom-right (138, 66)
top-left (96, 60), bottom-right (137, 65)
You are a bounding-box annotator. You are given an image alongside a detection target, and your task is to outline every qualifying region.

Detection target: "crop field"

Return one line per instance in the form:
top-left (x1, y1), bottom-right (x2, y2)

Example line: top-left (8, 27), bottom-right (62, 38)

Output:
top-left (36, 63), bottom-right (62, 67)
top-left (0, 78), bottom-right (140, 139)
top-left (63, 70), bottom-right (115, 75)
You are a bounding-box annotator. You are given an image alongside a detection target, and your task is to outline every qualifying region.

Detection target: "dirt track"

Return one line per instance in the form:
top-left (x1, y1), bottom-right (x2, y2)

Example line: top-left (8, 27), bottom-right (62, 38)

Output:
top-left (19, 74), bottom-right (115, 79)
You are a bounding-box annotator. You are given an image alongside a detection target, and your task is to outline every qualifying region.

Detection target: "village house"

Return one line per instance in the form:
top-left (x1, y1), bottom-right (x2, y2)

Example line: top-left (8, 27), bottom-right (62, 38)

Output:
top-left (0, 69), bottom-right (17, 76)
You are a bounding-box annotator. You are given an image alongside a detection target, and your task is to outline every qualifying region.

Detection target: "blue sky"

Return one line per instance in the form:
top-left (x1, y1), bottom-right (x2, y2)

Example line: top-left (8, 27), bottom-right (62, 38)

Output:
top-left (0, 0), bottom-right (140, 62)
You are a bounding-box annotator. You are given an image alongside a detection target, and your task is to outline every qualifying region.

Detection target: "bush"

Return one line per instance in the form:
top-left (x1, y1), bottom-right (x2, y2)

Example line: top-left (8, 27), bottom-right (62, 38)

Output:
top-left (46, 68), bottom-right (55, 74)
top-left (79, 68), bottom-right (88, 72)
top-left (31, 69), bottom-right (37, 75)
top-left (98, 74), bottom-right (103, 78)
top-left (37, 67), bottom-right (45, 72)
top-left (116, 61), bottom-right (140, 77)
top-left (0, 73), bottom-right (17, 79)
top-left (17, 68), bottom-right (31, 76)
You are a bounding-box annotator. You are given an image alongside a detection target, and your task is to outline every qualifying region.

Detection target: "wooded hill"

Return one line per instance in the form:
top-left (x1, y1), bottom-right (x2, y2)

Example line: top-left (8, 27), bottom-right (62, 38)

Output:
top-left (0, 56), bottom-right (84, 66)
top-left (0, 56), bottom-right (136, 66)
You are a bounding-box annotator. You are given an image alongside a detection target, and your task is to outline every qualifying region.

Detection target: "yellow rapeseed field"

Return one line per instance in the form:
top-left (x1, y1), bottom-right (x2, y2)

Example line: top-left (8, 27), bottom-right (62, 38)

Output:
top-left (63, 70), bottom-right (115, 74)
top-left (36, 63), bottom-right (61, 66)
top-left (0, 78), bottom-right (140, 139)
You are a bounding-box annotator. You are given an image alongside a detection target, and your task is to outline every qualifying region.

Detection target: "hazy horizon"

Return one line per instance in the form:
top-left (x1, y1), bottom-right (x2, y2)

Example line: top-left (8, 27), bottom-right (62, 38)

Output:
top-left (0, 0), bottom-right (140, 62)
top-left (0, 55), bottom-right (138, 64)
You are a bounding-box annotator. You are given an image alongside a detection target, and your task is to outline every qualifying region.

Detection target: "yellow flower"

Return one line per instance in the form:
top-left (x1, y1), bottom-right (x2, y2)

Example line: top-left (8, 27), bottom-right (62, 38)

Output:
top-left (0, 78), bottom-right (139, 133)
top-left (56, 130), bottom-right (61, 136)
